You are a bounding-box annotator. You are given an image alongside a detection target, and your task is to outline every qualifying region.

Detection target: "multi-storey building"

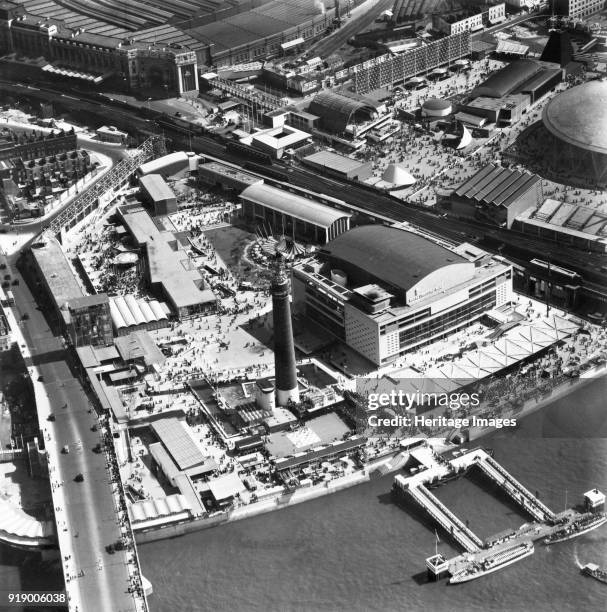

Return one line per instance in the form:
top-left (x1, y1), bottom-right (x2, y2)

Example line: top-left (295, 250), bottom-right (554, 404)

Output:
top-left (67, 294), bottom-right (113, 348)
top-left (292, 225), bottom-right (513, 366)
top-left (0, 1), bottom-right (200, 95)
top-left (551, 0), bottom-right (606, 17)
top-left (0, 129), bottom-right (77, 163)
top-left (0, 311), bottom-right (12, 352)
top-left (433, 3), bottom-right (506, 35)
top-left (23, 235), bottom-right (113, 346)
top-left (12, 149), bottom-right (90, 183)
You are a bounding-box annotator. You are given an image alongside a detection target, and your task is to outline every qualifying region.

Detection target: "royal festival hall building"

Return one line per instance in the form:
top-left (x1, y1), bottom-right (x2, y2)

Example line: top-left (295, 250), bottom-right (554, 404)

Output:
top-left (292, 225), bottom-right (513, 366)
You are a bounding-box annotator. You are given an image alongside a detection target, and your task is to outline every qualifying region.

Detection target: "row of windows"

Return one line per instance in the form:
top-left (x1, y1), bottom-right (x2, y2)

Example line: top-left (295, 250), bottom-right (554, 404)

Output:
top-left (305, 286), bottom-right (344, 318)
top-left (306, 303), bottom-right (345, 340)
top-left (469, 278), bottom-right (496, 298)
top-left (398, 291), bottom-right (496, 348)
top-left (231, 22), bottom-right (327, 62)
top-left (380, 307), bottom-right (432, 335)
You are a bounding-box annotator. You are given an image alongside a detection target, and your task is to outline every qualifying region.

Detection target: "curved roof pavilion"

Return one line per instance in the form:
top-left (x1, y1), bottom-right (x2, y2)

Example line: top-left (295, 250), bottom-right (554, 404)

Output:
top-left (320, 225), bottom-right (469, 297)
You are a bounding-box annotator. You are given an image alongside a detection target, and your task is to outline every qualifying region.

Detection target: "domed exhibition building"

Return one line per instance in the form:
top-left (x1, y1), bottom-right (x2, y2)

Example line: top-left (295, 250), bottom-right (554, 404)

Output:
top-left (505, 81), bottom-right (607, 188)
top-left (541, 81), bottom-right (607, 186)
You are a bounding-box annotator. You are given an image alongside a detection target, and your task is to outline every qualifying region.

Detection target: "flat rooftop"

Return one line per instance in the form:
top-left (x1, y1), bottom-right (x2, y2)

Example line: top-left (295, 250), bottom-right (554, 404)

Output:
top-left (519, 200), bottom-right (607, 241)
top-left (119, 205), bottom-right (161, 246)
top-left (186, 0), bottom-right (332, 53)
top-left (30, 236), bottom-right (84, 308)
top-left (251, 125), bottom-right (311, 149)
top-left (303, 150), bottom-right (367, 174)
top-left (199, 160), bottom-right (262, 186)
top-left (139, 173), bottom-right (175, 203)
top-left (151, 417), bottom-right (209, 472)
top-left (146, 236), bottom-right (215, 309)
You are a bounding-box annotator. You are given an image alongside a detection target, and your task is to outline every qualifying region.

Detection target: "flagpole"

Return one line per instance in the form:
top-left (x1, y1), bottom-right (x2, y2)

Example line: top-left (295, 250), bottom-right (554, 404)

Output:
top-left (435, 529), bottom-right (439, 557)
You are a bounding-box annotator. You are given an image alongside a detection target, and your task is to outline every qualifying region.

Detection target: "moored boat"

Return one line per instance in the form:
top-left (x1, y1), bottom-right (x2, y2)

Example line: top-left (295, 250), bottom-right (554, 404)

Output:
top-left (449, 541), bottom-right (534, 584)
top-left (544, 513), bottom-right (607, 545)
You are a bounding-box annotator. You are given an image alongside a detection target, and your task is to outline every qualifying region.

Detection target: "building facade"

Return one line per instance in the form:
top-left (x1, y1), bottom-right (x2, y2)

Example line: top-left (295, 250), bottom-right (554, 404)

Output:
top-left (67, 294), bottom-right (114, 348)
top-left (442, 164), bottom-right (543, 228)
top-left (433, 3), bottom-right (506, 35)
top-left (0, 129), bottom-right (77, 163)
top-left (12, 149), bottom-right (90, 184)
top-left (551, 0), bottom-right (606, 17)
top-left (239, 183), bottom-right (351, 244)
top-left (351, 31), bottom-right (471, 95)
top-left (0, 311), bottom-right (12, 352)
top-left (292, 226), bottom-right (514, 366)
top-left (0, 2), bottom-right (200, 95)
top-left (23, 235), bottom-right (114, 346)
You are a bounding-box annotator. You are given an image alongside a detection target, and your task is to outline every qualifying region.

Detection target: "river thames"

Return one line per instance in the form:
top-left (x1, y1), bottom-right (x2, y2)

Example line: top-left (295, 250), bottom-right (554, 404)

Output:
top-left (1, 375), bottom-right (605, 612)
top-left (138, 375), bottom-right (607, 612)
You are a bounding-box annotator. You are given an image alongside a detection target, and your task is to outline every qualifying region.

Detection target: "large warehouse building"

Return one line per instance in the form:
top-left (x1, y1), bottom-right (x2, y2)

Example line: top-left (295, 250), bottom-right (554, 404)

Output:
top-left (239, 183), bottom-right (351, 244)
top-left (118, 205), bottom-right (216, 318)
top-left (540, 81), bottom-right (607, 186)
top-left (292, 225), bottom-right (513, 366)
top-left (308, 91), bottom-right (379, 134)
top-left (471, 59), bottom-right (562, 104)
top-left (185, 0), bottom-right (345, 68)
top-left (442, 164), bottom-right (543, 228)
top-left (302, 151), bottom-right (373, 181)
top-left (139, 174), bottom-right (177, 216)
top-left (24, 236), bottom-right (113, 347)
top-left (514, 199), bottom-right (607, 253)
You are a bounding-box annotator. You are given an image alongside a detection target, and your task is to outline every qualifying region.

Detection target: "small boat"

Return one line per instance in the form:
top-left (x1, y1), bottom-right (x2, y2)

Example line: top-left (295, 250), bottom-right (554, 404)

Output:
top-left (582, 563), bottom-right (607, 585)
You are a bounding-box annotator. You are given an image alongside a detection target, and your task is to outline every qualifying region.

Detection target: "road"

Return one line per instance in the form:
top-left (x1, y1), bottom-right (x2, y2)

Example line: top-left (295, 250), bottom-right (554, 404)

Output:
top-left (2, 247), bottom-right (142, 612)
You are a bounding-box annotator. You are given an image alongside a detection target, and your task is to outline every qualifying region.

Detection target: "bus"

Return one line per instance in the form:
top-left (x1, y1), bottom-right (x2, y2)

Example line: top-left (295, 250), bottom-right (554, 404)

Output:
top-left (0, 286), bottom-right (14, 307)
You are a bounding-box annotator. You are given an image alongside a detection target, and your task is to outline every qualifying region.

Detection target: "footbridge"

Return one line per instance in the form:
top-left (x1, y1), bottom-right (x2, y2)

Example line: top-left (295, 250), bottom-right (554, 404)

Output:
top-left (474, 454), bottom-right (556, 523)
top-left (395, 477), bottom-right (483, 553)
top-left (47, 136), bottom-right (164, 237)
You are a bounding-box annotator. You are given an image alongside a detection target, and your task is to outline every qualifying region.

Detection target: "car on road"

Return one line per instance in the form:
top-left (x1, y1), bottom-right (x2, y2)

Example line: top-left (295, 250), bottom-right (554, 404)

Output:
top-left (62, 445), bottom-right (69, 454)
top-left (74, 473), bottom-right (84, 482)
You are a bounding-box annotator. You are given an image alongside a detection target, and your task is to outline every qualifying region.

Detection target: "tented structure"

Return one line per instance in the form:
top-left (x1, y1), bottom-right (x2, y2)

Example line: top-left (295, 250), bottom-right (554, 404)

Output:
top-left (425, 314), bottom-right (578, 381)
top-left (382, 162), bottom-right (416, 186)
top-left (455, 125), bottom-right (472, 150)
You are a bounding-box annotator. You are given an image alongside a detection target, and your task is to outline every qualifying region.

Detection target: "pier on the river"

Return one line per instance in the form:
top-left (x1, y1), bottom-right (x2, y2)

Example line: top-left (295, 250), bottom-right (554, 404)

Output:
top-left (393, 447), bottom-right (598, 580)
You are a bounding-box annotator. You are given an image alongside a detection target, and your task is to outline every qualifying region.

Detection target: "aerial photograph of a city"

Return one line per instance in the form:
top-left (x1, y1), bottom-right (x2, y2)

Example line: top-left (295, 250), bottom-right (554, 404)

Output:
top-left (0, 0), bottom-right (606, 611)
